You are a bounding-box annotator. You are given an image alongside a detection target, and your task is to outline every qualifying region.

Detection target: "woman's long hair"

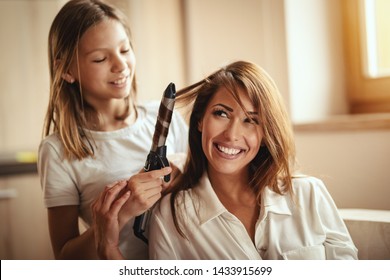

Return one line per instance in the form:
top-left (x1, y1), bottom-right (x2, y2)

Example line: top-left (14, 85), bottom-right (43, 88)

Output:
top-left (171, 60), bottom-right (296, 237)
top-left (44, 0), bottom-right (137, 160)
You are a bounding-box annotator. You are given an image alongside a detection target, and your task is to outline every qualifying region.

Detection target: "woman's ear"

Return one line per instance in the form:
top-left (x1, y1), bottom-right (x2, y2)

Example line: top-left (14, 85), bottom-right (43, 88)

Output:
top-left (197, 119), bottom-right (203, 132)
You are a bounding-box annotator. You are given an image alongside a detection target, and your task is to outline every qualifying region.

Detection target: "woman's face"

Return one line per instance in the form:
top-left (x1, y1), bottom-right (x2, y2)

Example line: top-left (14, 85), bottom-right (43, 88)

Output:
top-left (198, 86), bottom-right (264, 178)
top-left (68, 19), bottom-right (136, 109)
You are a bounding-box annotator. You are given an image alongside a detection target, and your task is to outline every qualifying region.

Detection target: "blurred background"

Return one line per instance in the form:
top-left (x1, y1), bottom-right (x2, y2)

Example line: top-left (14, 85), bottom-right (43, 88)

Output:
top-left (0, 0), bottom-right (389, 259)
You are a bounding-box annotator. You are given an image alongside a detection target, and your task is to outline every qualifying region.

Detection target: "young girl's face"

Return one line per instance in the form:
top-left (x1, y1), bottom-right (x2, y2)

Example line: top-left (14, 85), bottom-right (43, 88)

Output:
top-left (68, 19), bottom-right (136, 108)
top-left (198, 87), bottom-right (264, 178)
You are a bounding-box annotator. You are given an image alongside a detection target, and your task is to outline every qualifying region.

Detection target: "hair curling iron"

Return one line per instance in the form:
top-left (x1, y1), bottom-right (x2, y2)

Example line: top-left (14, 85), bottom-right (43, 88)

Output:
top-left (133, 82), bottom-right (176, 244)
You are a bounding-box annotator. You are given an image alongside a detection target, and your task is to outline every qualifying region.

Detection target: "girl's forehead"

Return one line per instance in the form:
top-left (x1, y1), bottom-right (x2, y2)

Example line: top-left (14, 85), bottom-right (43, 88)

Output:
top-left (78, 19), bottom-right (128, 51)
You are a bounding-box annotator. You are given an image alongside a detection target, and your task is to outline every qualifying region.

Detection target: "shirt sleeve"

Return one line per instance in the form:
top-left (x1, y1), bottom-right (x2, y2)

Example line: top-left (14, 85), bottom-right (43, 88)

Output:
top-left (312, 178), bottom-right (359, 259)
top-left (37, 137), bottom-right (80, 208)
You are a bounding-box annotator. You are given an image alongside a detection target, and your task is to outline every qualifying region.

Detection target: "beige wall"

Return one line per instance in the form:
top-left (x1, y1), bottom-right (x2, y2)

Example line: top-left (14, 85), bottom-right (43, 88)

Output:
top-left (0, 0), bottom-right (389, 259)
top-left (295, 129), bottom-right (390, 210)
top-left (0, 1), bottom-right (59, 151)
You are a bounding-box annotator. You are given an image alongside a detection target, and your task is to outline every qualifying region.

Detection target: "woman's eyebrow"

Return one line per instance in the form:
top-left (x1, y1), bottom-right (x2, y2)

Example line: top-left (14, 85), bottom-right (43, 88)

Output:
top-left (212, 103), bottom-right (233, 112)
top-left (212, 103), bottom-right (258, 115)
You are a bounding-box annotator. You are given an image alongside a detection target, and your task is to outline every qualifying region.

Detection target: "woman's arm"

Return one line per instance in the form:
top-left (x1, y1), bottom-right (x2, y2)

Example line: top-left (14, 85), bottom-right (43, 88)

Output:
top-left (313, 179), bottom-right (358, 259)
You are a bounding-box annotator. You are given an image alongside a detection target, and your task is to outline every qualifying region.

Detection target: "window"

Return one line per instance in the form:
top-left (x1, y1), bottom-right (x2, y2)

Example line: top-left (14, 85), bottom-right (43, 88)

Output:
top-left (341, 0), bottom-right (390, 114)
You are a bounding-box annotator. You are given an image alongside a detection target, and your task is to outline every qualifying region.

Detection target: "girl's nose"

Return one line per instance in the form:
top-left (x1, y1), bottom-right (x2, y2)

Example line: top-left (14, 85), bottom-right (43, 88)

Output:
top-left (223, 120), bottom-right (242, 141)
top-left (112, 55), bottom-right (127, 73)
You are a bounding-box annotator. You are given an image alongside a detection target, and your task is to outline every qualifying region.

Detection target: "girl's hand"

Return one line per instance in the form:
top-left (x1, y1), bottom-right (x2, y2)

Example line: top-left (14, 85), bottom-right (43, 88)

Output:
top-left (91, 180), bottom-right (129, 260)
top-left (118, 167), bottom-right (172, 225)
top-left (162, 161), bottom-right (182, 194)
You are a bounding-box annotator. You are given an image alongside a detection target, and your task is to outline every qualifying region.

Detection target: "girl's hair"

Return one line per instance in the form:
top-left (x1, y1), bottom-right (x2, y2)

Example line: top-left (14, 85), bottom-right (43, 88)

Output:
top-left (171, 60), bottom-right (296, 237)
top-left (44, 0), bottom-right (137, 160)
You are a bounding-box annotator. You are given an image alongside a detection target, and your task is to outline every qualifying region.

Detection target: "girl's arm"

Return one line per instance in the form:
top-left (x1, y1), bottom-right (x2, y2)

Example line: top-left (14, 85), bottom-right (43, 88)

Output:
top-left (91, 181), bottom-right (130, 260)
top-left (48, 205), bottom-right (98, 259)
top-left (91, 167), bottom-right (174, 260)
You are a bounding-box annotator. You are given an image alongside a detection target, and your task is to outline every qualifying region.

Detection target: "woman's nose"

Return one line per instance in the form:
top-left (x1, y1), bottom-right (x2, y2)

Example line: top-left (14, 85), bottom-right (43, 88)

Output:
top-left (223, 120), bottom-right (242, 141)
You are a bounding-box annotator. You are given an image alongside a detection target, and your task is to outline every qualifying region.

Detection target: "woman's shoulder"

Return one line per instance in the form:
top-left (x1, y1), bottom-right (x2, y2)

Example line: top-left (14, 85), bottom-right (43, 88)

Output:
top-left (291, 175), bottom-right (325, 187)
top-left (290, 175), bottom-right (329, 198)
top-left (153, 189), bottom-right (194, 219)
top-left (154, 193), bottom-right (173, 216)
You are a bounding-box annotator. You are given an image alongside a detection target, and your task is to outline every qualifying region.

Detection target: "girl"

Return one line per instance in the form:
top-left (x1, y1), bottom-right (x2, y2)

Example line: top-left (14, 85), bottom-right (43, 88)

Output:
top-left (38, 0), bottom-right (187, 260)
top-left (147, 60), bottom-right (358, 259)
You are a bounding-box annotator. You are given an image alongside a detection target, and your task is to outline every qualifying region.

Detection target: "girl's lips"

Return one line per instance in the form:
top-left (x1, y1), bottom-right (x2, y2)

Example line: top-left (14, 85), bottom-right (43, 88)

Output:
top-left (109, 76), bottom-right (129, 88)
top-left (111, 76), bottom-right (128, 85)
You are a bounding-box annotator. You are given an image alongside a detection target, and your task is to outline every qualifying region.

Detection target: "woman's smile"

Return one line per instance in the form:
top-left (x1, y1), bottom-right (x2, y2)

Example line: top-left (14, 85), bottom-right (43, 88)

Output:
top-left (214, 143), bottom-right (244, 158)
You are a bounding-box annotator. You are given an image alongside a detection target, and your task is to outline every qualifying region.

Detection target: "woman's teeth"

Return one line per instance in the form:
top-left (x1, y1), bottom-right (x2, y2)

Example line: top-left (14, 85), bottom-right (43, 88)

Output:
top-left (217, 144), bottom-right (240, 155)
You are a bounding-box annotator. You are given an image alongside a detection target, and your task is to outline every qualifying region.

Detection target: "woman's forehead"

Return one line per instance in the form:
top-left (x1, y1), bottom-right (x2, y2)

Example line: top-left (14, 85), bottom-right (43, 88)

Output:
top-left (208, 86), bottom-right (256, 112)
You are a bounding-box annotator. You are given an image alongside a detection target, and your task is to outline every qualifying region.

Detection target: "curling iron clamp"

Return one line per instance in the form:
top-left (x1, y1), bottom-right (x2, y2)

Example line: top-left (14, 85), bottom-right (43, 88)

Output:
top-left (133, 82), bottom-right (176, 244)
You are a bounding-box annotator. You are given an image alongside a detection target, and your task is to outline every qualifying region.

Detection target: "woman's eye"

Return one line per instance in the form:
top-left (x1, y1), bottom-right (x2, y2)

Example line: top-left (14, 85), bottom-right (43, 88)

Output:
top-left (121, 49), bottom-right (130, 54)
top-left (213, 110), bottom-right (228, 118)
top-left (245, 117), bottom-right (259, 125)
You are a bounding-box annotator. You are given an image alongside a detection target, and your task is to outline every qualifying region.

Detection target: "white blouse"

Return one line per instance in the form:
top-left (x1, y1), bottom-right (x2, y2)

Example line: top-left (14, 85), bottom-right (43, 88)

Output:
top-left (149, 173), bottom-right (358, 260)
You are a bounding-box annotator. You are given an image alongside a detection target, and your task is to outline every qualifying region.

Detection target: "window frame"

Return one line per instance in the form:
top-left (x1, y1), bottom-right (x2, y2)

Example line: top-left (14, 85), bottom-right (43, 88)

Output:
top-left (341, 0), bottom-right (390, 114)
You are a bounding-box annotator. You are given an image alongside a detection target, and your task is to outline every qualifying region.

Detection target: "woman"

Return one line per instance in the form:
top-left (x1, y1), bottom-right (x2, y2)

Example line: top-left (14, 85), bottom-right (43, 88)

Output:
top-left (148, 60), bottom-right (358, 259)
top-left (93, 60), bottom-right (358, 260)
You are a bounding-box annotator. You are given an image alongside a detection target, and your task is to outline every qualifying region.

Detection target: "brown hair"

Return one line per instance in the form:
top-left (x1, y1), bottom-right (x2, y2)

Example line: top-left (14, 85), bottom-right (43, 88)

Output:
top-left (171, 60), bottom-right (296, 237)
top-left (44, 0), bottom-right (137, 160)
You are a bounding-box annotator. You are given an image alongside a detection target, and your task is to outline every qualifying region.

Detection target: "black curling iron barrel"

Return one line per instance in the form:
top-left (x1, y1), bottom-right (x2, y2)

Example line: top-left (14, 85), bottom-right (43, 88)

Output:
top-left (133, 82), bottom-right (176, 244)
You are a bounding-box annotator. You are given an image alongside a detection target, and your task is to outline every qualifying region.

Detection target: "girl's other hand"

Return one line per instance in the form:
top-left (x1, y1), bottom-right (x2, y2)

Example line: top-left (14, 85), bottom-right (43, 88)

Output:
top-left (91, 180), bottom-right (129, 260)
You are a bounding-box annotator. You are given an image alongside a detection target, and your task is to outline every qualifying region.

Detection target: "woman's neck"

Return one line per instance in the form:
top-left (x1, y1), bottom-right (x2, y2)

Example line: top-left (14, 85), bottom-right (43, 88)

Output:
top-left (207, 169), bottom-right (256, 205)
top-left (207, 168), bottom-right (259, 242)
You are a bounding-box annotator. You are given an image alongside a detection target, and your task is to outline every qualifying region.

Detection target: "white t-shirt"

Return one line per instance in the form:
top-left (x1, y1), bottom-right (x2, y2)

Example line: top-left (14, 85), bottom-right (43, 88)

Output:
top-left (149, 173), bottom-right (358, 260)
top-left (38, 102), bottom-right (188, 259)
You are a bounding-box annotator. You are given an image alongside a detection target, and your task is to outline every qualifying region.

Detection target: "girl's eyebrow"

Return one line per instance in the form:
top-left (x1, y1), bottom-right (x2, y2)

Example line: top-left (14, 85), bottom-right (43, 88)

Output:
top-left (84, 39), bottom-right (129, 55)
top-left (212, 103), bottom-right (258, 115)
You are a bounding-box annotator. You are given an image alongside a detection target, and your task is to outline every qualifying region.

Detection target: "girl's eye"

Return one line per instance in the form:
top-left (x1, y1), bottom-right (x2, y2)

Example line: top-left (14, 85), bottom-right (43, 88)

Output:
top-left (121, 49), bottom-right (130, 54)
top-left (212, 109), bottom-right (228, 118)
top-left (93, 57), bottom-right (106, 63)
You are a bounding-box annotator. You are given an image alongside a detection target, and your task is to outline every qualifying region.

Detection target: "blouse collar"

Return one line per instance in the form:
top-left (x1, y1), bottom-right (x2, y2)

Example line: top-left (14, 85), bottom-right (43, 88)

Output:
top-left (193, 172), bottom-right (292, 226)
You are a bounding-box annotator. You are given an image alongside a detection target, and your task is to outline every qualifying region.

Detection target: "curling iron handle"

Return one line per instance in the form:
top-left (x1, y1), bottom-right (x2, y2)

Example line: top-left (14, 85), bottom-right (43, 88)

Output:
top-left (144, 146), bottom-right (170, 182)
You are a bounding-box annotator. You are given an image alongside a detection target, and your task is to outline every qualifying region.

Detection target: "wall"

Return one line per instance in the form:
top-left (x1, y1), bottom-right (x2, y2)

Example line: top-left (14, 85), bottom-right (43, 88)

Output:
top-left (283, 0), bottom-right (390, 210)
top-left (0, 175), bottom-right (53, 259)
top-left (0, 0), bottom-right (61, 152)
top-left (284, 0), bottom-right (349, 123)
top-left (295, 128), bottom-right (390, 210)
top-left (0, 0), bottom-right (389, 259)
